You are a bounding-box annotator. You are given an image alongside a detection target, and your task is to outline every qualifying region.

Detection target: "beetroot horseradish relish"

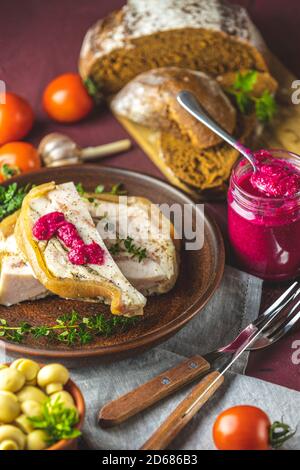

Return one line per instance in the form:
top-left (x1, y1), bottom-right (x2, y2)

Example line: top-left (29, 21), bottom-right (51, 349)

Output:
top-left (32, 211), bottom-right (105, 265)
top-left (228, 150), bottom-right (300, 280)
top-left (251, 150), bottom-right (300, 197)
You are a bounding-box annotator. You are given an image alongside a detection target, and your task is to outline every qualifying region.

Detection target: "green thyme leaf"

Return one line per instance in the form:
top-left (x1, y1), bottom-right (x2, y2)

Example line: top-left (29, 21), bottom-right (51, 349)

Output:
top-left (110, 183), bottom-right (127, 195)
top-left (75, 183), bottom-right (85, 196)
top-left (94, 184), bottom-right (105, 194)
top-left (78, 182), bottom-right (127, 197)
top-left (109, 236), bottom-right (147, 262)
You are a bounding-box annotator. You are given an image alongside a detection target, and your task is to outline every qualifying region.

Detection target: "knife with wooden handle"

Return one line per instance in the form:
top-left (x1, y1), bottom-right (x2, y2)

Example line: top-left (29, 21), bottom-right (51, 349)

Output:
top-left (140, 371), bottom-right (224, 450)
top-left (98, 355), bottom-right (210, 427)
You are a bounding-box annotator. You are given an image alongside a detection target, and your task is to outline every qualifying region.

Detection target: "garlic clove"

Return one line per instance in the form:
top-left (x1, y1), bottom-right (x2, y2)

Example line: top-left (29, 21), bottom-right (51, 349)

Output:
top-left (38, 133), bottom-right (81, 167)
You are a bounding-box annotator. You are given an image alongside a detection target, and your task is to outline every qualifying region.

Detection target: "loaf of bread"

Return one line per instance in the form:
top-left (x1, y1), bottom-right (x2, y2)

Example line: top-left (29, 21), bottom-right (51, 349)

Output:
top-left (111, 68), bottom-right (236, 149)
top-left (79, 0), bottom-right (268, 95)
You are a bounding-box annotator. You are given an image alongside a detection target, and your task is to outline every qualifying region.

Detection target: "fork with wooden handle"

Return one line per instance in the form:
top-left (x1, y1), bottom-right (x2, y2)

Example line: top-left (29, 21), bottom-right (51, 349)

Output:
top-left (99, 282), bottom-right (300, 430)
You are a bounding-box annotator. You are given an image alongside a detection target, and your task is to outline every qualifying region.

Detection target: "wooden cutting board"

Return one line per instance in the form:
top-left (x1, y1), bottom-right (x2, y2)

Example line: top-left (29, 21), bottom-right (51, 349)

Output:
top-left (113, 54), bottom-right (300, 200)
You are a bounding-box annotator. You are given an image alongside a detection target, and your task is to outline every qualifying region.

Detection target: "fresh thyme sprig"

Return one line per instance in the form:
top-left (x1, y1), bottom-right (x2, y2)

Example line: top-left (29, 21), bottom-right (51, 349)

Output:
top-left (109, 236), bottom-right (147, 262)
top-left (226, 70), bottom-right (276, 123)
top-left (76, 182), bottom-right (127, 197)
top-left (0, 311), bottom-right (138, 346)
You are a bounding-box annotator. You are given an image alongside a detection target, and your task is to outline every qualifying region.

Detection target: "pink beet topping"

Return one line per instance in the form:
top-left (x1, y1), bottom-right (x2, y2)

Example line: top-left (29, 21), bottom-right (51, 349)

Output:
top-left (57, 222), bottom-right (84, 249)
top-left (32, 211), bottom-right (65, 240)
top-left (32, 211), bottom-right (105, 266)
top-left (251, 150), bottom-right (300, 198)
top-left (228, 150), bottom-right (300, 280)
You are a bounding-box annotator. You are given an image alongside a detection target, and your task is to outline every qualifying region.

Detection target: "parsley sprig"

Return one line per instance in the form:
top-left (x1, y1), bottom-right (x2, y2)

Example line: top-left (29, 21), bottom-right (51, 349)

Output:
top-left (226, 70), bottom-right (276, 122)
top-left (109, 236), bottom-right (147, 262)
top-left (28, 397), bottom-right (81, 445)
top-left (0, 311), bottom-right (138, 346)
top-left (0, 183), bottom-right (32, 221)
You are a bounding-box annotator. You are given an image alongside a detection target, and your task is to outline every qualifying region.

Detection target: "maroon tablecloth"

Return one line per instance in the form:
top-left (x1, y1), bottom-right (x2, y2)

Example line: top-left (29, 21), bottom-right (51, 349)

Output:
top-left (0, 0), bottom-right (299, 392)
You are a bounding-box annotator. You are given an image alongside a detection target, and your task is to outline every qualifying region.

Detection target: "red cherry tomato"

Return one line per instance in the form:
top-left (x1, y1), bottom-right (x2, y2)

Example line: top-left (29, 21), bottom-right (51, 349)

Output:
top-left (0, 93), bottom-right (34, 145)
top-left (0, 142), bottom-right (41, 181)
top-left (213, 405), bottom-right (271, 450)
top-left (43, 73), bottom-right (94, 123)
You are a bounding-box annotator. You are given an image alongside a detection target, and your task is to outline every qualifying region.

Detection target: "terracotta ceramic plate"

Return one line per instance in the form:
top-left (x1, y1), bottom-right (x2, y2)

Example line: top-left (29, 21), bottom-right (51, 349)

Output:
top-left (0, 165), bottom-right (224, 359)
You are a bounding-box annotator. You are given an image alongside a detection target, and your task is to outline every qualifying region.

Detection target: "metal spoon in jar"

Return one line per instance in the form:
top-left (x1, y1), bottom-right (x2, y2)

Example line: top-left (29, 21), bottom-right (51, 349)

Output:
top-left (177, 90), bottom-right (257, 172)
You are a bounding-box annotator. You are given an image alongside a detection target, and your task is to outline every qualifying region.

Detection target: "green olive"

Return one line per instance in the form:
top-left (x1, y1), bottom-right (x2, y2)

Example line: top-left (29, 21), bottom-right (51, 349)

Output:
top-left (15, 414), bottom-right (34, 434)
top-left (37, 364), bottom-right (69, 395)
top-left (0, 391), bottom-right (21, 423)
top-left (17, 386), bottom-right (47, 404)
top-left (21, 400), bottom-right (42, 418)
top-left (0, 425), bottom-right (26, 450)
top-left (26, 430), bottom-right (49, 450)
top-left (50, 390), bottom-right (75, 409)
top-left (0, 368), bottom-right (25, 392)
top-left (11, 359), bottom-right (40, 384)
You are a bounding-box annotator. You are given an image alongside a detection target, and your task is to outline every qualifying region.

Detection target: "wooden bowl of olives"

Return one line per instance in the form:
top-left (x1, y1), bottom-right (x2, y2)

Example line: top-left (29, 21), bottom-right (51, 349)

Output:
top-left (0, 359), bottom-right (85, 450)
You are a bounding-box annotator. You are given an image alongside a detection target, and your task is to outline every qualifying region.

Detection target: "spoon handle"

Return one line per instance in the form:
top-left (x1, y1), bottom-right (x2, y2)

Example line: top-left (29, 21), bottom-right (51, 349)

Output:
top-left (177, 90), bottom-right (255, 168)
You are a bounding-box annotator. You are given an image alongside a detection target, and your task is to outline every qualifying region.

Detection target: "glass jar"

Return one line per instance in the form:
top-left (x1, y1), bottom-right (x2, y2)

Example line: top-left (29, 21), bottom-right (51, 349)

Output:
top-left (228, 149), bottom-right (300, 280)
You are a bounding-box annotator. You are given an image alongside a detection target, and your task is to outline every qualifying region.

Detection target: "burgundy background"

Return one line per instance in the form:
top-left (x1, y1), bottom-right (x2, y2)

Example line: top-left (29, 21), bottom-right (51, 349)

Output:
top-left (0, 0), bottom-right (299, 392)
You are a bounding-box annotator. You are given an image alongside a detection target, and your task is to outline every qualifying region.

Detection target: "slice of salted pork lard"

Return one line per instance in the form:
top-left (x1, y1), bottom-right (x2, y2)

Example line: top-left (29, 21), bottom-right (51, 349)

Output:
top-left (14, 182), bottom-right (146, 316)
top-left (0, 255), bottom-right (48, 306)
top-left (89, 195), bottom-right (180, 295)
top-left (0, 234), bottom-right (48, 306)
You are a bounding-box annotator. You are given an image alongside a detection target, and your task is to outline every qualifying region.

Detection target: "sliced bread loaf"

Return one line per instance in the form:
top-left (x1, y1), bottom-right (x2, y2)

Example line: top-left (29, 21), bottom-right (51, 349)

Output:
top-left (79, 0), bottom-right (268, 94)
